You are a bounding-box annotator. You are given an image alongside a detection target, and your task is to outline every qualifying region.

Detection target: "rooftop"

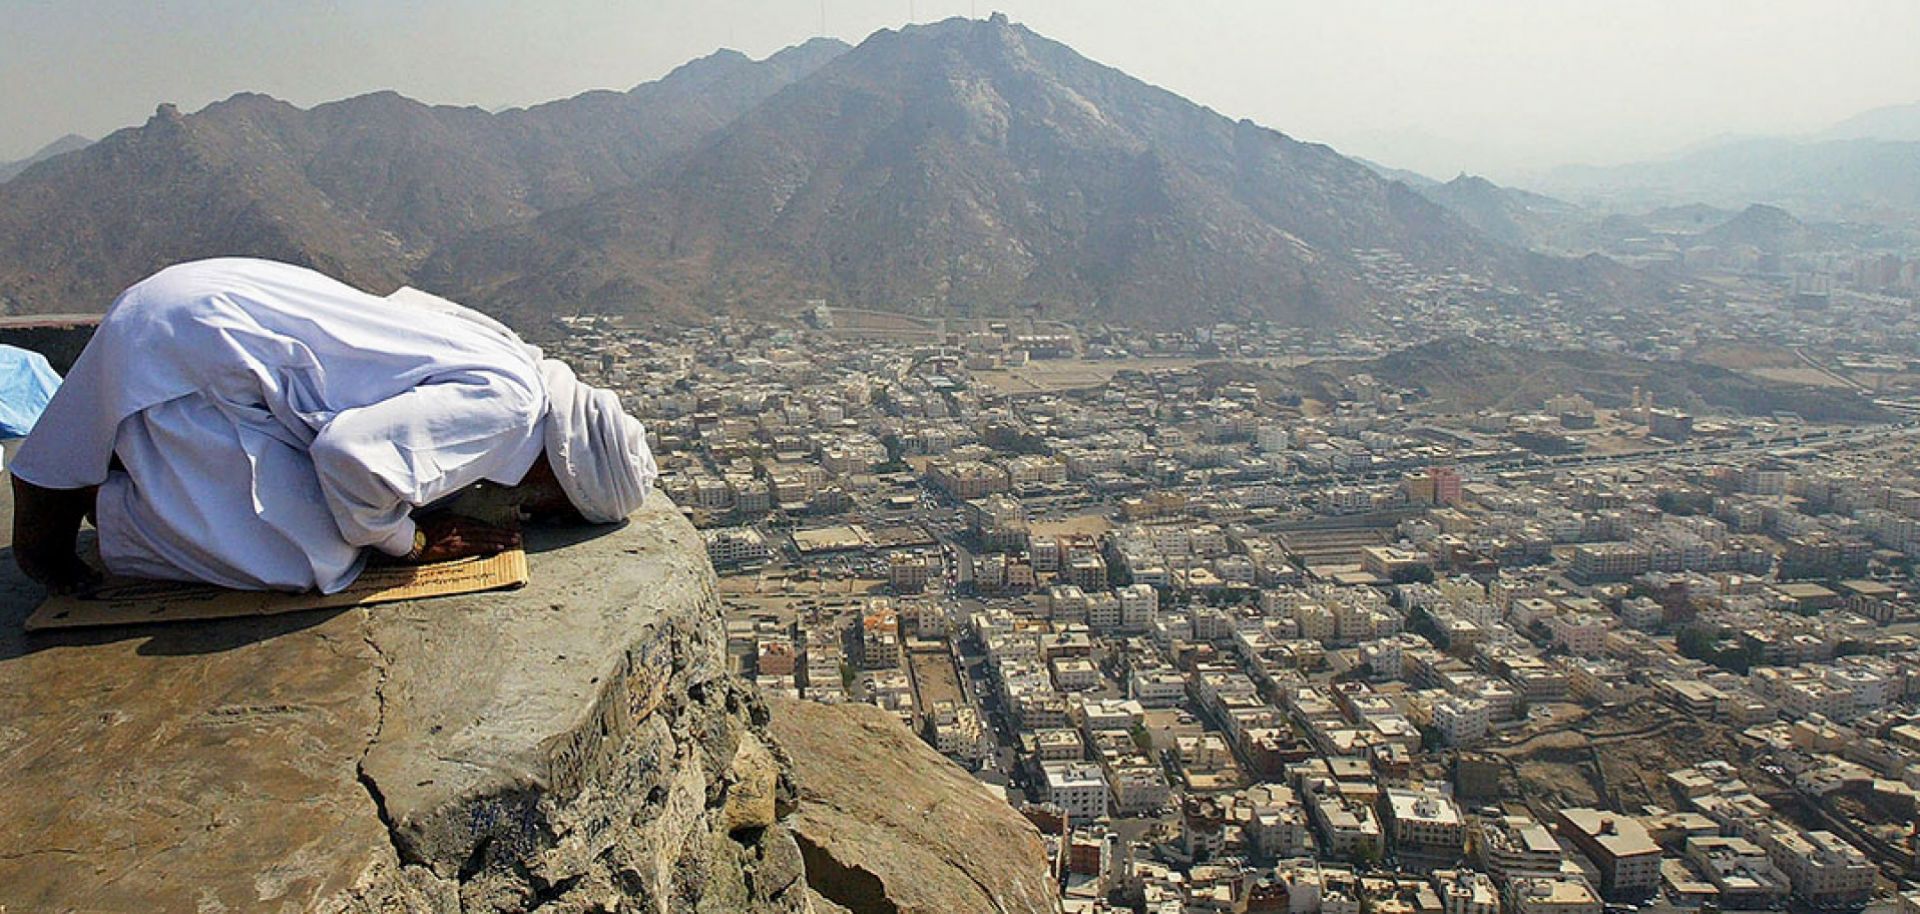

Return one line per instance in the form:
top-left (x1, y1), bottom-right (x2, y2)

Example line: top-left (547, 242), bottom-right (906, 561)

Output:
top-left (1558, 808), bottom-right (1660, 857)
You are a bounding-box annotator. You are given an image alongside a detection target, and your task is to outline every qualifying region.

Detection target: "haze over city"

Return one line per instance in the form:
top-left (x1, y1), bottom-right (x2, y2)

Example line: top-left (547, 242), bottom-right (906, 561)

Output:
top-left (6, 0), bottom-right (1920, 178)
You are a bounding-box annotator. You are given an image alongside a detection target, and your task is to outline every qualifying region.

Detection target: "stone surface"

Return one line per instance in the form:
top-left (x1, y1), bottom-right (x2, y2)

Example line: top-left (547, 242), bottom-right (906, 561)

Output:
top-left (807, 889), bottom-right (855, 914)
top-left (0, 490), bottom-right (808, 914)
top-left (0, 465), bottom-right (1054, 914)
top-left (768, 698), bottom-right (1059, 914)
top-left (721, 731), bottom-right (782, 835)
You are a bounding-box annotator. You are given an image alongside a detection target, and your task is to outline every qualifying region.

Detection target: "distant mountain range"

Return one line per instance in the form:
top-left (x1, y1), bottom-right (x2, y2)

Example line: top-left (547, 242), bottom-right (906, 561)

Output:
top-left (0, 39), bottom-right (847, 317)
top-left (1695, 203), bottom-right (1822, 255)
top-left (424, 15), bottom-right (1601, 326)
top-left (1353, 160), bottom-right (1867, 259)
top-left (1342, 100), bottom-right (1920, 231)
top-left (1529, 102), bottom-right (1920, 219)
top-left (1402, 174), bottom-right (1586, 251)
top-left (0, 16), bottom-right (1639, 327)
top-left (0, 133), bottom-right (91, 183)
top-left (1813, 101), bottom-right (1920, 143)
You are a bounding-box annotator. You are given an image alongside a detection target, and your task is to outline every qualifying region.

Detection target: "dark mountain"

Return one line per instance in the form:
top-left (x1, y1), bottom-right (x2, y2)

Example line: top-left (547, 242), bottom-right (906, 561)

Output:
top-left (1639, 203), bottom-right (1740, 233)
top-left (424, 15), bottom-right (1575, 326)
top-left (1409, 174), bottom-right (1584, 250)
top-left (1354, 156), bottom-right (1440, 188)
top-left (1697, 203), bottom-right (1818, 254)
top-left (0, 134), bottom-right (91, 183)
top-left (0, 40), bottom-right (847, 315)
top-left (0, 16), bottom-right (1646, 328)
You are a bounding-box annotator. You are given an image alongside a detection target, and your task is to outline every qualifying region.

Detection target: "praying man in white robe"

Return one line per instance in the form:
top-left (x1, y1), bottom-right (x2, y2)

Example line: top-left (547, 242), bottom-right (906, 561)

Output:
top-left (9, 257), bottom-right (657, 594)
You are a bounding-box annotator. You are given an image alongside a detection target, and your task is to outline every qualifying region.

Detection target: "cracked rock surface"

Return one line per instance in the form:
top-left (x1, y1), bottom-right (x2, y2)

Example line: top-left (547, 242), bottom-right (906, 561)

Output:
top-left (0, 492), bottom-right (807, 913)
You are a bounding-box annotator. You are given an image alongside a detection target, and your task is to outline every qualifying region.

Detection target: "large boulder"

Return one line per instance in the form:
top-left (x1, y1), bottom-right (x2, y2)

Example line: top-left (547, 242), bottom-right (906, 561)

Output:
top-left (768, 698), bottom-right (1059, 914)
top-left (0, 469), bottom-right (1061, 913)
top-left (0, 492), bottom-right (808, 913)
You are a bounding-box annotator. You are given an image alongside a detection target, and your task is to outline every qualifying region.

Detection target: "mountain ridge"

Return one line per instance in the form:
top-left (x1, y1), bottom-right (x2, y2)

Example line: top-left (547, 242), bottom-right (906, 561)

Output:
top-left (1813, 100), bottom-right (1920, 143)
top-left (0, 40), bottom-right (849, 315)
top-left (0, 133), bottom-right (92, 183)
top-left (0, 17), bottom-right (1644, 327)
top-left (422, 16), bottom-right (1582, 326)
top-left (1536, 134), bottom-right (1920, 218)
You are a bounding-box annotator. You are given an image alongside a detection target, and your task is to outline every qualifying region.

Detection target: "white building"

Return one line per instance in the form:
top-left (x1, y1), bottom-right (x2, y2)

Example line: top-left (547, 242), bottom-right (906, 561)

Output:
top-left (1118, 583), bottom-right (1159, 631)
top-left (1753, 824), bottom-right (1875, 906)
top-left (1547, 613), bottom-right (1609, 657)
top-left (1129, 669), bottom-right (1188, 709)
top-left (1086, 592), bottom-right (1122, 630)
top-left (1386, 787), bottom-right (1465, 855)
top-left (1052, 657), bottom-right (1102, 692)
top-left (1475, 814), bottom-right (1565, 879)
top-left (1043, 761), bottom-right (1110, 824)
top-left (927, 703), bottom-right (990, 765)
top-left (702, 526), bottom-right (771, 568)
top-left (1432, 697), bottom-right (1491, 746)
top-left (1108, 764), bottom-right (1170, 815)
top-left (1435, 869), bottom-right (1500, 914)
top-left (1293, 603), bottom-right (1336, 642)
top-left (1256, 426), bottom-right (1291, 454)
top-left (1032, 728), bottom-right (1085, 761)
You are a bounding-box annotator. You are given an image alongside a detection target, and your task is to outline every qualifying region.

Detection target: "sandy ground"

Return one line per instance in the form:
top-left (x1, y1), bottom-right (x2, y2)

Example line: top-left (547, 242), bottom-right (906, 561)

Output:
top-left (1692, 344), bottom-right (1801, 371)
top-left (908, 647), bottom-right (965, 709)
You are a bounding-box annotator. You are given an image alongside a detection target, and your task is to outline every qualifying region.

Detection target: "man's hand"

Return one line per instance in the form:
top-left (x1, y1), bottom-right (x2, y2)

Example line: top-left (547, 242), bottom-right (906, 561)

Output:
top-left (404, 514), bottom-right (522, 564)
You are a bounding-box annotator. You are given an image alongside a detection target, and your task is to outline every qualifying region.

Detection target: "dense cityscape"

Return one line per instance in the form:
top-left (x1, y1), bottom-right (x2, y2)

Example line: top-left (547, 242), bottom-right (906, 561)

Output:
top-left (542, 258), bottom-right (1920, 914)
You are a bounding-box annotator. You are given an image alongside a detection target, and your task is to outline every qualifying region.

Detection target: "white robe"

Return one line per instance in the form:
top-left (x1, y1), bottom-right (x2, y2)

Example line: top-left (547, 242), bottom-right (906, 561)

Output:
top-left (9, 258), bottom-right (548, 593)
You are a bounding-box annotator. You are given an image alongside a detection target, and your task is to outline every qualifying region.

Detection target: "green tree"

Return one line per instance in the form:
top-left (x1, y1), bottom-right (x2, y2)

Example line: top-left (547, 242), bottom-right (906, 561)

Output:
top-left (1407, 606), bottom-right (1451, 650)
top-left (1390, 565), bottom-right (1435, 585)
top-left (1676, 625), bottom-right (1716, 660)
top-left (1352, 843), bottom-right (1381, 870)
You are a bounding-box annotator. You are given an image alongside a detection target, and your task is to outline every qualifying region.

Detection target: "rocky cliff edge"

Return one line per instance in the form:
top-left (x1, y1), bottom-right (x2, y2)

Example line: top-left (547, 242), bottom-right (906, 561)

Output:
top-left (0, 486), bottom-right (1055, 913)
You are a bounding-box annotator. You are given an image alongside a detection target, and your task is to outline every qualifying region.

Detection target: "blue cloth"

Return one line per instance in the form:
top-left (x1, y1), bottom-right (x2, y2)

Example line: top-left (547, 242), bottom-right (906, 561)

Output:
top-left (0, 344), bottom-right (61, 437)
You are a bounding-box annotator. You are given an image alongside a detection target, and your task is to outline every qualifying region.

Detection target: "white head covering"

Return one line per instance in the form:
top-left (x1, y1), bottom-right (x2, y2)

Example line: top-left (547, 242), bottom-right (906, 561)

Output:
top-left (539, 359), bottom-right (657, 523)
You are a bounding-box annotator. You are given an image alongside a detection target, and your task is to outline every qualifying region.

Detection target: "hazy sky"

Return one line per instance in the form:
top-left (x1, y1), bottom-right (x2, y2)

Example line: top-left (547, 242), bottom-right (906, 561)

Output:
top-left (5, 1), bottom-right (1919, 180)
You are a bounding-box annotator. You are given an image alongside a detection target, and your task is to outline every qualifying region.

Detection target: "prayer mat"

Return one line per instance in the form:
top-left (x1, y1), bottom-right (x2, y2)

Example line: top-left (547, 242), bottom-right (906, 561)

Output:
top-left (24, 549), bottom-right (528, 631)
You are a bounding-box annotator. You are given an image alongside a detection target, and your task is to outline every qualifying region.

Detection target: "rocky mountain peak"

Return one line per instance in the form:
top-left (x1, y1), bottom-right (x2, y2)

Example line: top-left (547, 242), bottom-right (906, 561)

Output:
top-left (0, 21), bottom-right (1629, 327)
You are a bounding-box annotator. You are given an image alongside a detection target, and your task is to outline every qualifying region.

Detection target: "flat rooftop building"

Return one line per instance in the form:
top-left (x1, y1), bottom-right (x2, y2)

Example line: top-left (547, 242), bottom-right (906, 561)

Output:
top-left (1384, 787), bottom-right (1464, 855)
top-left (1555, 808), bottom-right (1661, 901)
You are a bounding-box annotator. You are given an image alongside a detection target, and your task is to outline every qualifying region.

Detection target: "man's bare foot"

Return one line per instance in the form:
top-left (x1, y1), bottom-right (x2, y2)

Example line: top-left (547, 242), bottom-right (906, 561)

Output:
top-left (19, 552), bottom-right (100, 595)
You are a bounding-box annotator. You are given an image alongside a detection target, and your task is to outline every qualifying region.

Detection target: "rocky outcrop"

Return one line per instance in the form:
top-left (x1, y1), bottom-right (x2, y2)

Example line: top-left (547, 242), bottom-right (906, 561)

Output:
top-left (0, 477), bottom-right (1058, 913)
top-left (0, 494), bottom-right (808, 913)
top-left (768, 698), bottom-right (1058, 914)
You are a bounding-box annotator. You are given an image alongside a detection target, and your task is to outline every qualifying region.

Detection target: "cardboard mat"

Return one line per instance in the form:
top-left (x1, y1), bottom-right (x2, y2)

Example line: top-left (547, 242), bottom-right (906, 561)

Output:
top-left (24, 549), bottom-right (529, 632)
